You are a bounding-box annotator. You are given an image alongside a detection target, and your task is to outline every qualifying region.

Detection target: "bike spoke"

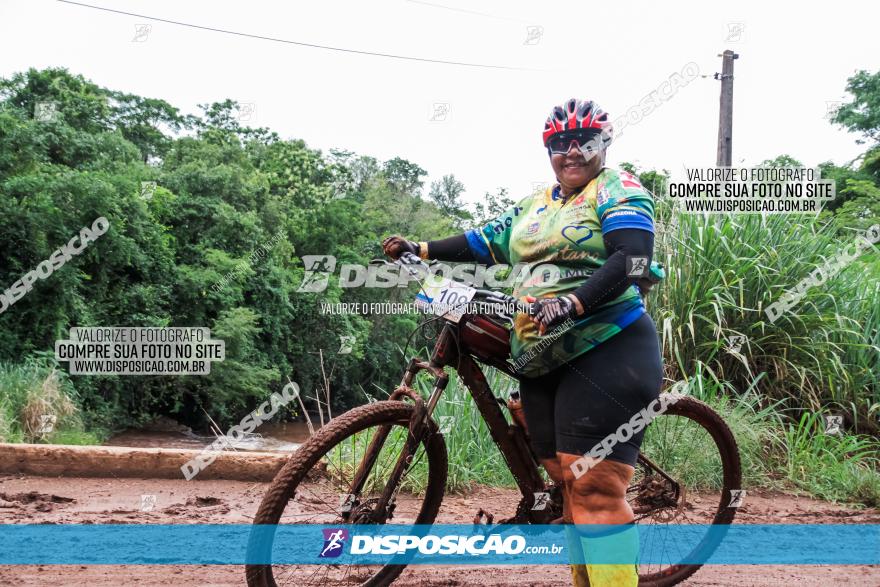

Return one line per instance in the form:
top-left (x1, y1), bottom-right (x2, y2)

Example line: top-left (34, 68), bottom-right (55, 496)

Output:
top-left (324, 444), bottom-right (356, 488)
top-left (292, 483), bottom-right (344, 519)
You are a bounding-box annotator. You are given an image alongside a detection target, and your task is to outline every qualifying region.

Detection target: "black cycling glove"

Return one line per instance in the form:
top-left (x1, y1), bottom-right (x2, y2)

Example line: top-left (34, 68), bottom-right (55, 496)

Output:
top-left (381, 236), bottom-right (420, 260)
top-left (530, 296), bottom-right (578, 333)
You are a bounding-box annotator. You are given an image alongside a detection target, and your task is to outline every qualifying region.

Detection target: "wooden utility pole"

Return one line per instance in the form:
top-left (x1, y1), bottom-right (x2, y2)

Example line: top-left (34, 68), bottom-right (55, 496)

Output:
top-left (716, 50), bottom-right (739, 166)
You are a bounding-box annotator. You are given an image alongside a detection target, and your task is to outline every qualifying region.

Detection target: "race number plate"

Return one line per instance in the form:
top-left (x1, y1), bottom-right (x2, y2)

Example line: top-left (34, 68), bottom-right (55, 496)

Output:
top-left (414, 274), bottom-right (476, 323)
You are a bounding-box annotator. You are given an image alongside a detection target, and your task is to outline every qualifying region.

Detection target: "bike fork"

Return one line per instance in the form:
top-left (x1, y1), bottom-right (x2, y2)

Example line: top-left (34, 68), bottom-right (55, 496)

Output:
top-left (345, 358), bottom-right (448, 523)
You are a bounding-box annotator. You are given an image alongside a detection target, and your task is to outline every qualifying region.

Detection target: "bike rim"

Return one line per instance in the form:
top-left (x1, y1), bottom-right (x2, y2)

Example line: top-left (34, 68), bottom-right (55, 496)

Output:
top-left (629, 398), bottom-right (741, 585)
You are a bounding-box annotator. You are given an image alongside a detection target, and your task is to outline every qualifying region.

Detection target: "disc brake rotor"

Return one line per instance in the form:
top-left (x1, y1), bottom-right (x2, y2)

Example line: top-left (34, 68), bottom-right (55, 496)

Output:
top-left (633, 475), bottom-right (686, 522)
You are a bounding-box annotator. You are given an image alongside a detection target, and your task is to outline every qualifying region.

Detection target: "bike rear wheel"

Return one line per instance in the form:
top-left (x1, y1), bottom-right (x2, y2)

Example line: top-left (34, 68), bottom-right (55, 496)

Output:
top-left (632, 394), bottom-right (742, 586)
top-left (246, 401), bottom-right (447, 587)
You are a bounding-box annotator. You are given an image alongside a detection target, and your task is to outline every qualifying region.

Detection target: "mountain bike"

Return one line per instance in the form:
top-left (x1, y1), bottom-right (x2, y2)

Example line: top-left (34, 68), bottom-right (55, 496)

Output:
top-left (246, 253), bottom-right (742, 586)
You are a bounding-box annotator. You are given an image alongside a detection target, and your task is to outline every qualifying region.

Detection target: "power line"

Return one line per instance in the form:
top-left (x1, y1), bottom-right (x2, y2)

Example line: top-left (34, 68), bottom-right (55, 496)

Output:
top-left (56, 0), bottom-right (545, 72)
top-left (404, 0), bottom-right (529, 24)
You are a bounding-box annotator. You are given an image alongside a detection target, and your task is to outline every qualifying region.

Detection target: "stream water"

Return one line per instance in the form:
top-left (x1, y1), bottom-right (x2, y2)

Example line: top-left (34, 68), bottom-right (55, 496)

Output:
top-left (103, 420), bottom-right (316, 453)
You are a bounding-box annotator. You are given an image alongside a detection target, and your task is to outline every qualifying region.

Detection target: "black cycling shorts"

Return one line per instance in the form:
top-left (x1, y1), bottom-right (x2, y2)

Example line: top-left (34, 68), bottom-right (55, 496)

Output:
top-left (519, 312), bottom-right (663, 467)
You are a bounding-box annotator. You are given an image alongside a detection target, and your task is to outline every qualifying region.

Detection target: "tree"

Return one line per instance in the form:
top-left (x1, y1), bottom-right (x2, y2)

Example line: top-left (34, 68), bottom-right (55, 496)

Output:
top-left (0, 68), bottom-right (479, 433)
top-left (108, 92), bottom-right (190, 163)
top-left (326, 149), bottom-right (380, 200)
top-left (618, 162), bottom-right (671, 198)
top-left (831, 180), bottom-right (880, 232)
top-left (471, 187), bottom-right (515, 227)
top-left (822, 69), bottom-right (880, 219)
top-left (817, 159), bottom-right (873, 212)
top-left (0, 67), bottom-right (112, 134)
top-left (428, 174), bottom-right (472, 229)
top-left (831, 69), bottom-right (880, 145)
top-left (759, 155), bottom-right (804, 168)
top-left (382, 157), bottom-right (427, 196)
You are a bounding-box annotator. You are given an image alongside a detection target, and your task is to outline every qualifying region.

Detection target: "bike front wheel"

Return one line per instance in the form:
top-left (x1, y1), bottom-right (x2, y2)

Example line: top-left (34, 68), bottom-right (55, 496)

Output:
top-left (246, 400), bottom-right (448, 587)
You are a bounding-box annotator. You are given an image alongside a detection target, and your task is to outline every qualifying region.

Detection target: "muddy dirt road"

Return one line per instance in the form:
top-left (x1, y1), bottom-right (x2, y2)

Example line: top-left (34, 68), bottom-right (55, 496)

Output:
top-left (0, 475), bottom-right (877, 586)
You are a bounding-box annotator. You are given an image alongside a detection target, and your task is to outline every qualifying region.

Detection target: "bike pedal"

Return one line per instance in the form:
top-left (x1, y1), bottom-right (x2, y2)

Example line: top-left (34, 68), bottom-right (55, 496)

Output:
top-left (473, 508), bottom-right (494, 525)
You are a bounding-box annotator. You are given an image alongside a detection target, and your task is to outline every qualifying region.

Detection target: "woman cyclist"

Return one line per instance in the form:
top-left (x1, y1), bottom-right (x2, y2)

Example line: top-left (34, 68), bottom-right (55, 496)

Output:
top-left (383, 98), bottom-right (663, 587)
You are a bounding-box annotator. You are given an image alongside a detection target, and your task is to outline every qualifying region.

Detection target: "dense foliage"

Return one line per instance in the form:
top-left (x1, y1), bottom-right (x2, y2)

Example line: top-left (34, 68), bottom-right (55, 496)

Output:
top-left (0, 68), bottom-right (469, 435)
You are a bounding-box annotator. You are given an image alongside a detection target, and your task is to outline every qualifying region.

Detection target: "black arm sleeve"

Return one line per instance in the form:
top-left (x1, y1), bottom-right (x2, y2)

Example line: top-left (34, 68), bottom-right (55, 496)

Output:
top-left (425, 234), bottom-right (476, 262)
top-left (570, 228), bottom-right (654, 315)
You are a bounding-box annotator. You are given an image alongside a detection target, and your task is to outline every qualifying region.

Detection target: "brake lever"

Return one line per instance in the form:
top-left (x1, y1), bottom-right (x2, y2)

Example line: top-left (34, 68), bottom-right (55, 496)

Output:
top-left (369, 252), bottom-right (429, 266)
top-left (398, 252), bottom-right (427, 266)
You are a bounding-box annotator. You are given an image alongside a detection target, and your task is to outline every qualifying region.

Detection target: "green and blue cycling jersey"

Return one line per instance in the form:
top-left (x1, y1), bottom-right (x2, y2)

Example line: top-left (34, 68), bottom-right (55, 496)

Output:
top-left (464, 168), bottom-right (657, 378)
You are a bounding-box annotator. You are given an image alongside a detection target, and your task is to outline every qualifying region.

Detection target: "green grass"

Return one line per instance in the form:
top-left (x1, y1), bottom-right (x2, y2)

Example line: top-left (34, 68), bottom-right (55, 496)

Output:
top-left (0, 359), bottom-right (93, 444)
top-left (661, 371), bottom-right (785, 490)
top-left (47, 429), bottom-right (104, 445)
top-left (652, 200), bottom-right (880, 430)
top-left (782, 411), bottom-right (880, 506)
top-left (653, 372), bottom-right (878, 506)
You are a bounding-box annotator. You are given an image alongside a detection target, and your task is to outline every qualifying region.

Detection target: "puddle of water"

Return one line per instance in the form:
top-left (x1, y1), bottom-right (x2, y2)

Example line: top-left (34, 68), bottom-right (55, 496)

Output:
top-left (104, 421), bottom-right (317, 453)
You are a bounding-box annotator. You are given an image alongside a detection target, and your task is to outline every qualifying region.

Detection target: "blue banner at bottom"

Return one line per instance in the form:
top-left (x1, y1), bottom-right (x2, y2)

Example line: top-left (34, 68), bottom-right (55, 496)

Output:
top-left (0, 524), bottom-right (877, 565)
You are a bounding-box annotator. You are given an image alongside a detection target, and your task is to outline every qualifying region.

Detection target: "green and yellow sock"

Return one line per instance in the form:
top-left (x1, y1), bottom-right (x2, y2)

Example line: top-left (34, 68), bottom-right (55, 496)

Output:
top-left (567, 524), bottom-right (640, 587)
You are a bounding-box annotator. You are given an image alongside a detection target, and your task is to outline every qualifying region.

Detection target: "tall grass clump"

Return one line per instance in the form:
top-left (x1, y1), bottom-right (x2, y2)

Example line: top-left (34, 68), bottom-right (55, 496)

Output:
top-left (0, 359), bottom-right (95, 443)
top-left (672, 370), bottom-right (785, 489)
top-left (652, 196), bottom-right (879, 432)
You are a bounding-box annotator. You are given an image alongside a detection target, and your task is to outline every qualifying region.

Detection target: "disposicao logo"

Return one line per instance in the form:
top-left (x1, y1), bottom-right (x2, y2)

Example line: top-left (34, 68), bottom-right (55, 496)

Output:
top-left (319, 528), bottom-right (349, 558)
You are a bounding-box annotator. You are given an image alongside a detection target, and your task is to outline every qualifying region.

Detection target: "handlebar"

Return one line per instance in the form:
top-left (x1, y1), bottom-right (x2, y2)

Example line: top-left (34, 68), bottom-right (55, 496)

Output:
top-left (397, 251), bottom-right (424, 265)
top-left (378, 249), bottom-right (662, 321)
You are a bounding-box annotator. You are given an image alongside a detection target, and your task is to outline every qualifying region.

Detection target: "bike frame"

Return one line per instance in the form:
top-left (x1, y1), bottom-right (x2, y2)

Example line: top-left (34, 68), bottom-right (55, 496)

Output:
top-left (427, 322), bottom-right (549, 513)
top-left (346, 317), bottom-right (558, 525)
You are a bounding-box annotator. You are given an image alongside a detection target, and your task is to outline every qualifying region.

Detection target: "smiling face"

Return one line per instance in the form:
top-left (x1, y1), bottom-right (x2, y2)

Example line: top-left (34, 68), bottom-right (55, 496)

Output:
top-left (550, 143), bottom-right (604, 196)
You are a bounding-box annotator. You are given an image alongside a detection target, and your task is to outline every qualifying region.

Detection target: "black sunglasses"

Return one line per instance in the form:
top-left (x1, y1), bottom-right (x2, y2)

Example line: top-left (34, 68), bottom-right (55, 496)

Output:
top-left (547, 129), bottom-right (604, 155)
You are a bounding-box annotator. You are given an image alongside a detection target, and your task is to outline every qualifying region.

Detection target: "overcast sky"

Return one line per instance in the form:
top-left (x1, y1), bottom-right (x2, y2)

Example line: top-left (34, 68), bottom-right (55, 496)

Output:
top-left (2, 0), bottom-right (879, 204)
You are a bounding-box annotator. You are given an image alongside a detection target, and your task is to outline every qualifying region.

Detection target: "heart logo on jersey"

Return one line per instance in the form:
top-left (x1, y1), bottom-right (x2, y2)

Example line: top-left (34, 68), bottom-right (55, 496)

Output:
top-left (561, 225), bottom-right (593, 246)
